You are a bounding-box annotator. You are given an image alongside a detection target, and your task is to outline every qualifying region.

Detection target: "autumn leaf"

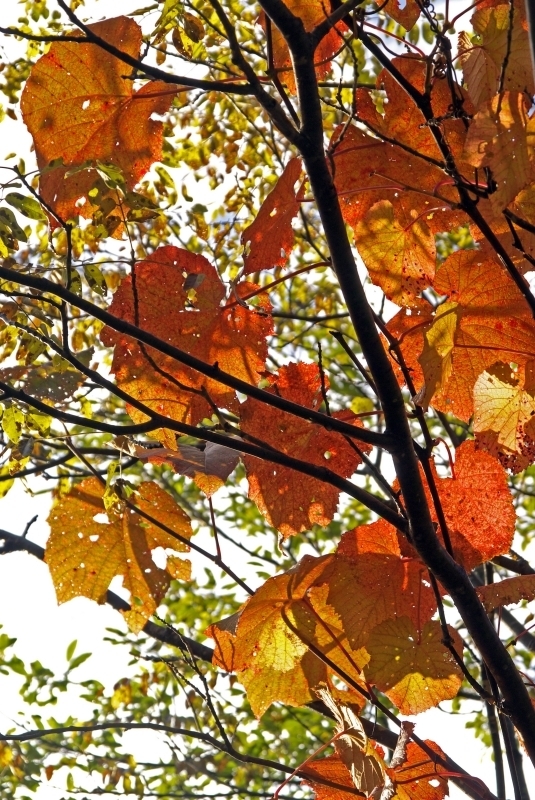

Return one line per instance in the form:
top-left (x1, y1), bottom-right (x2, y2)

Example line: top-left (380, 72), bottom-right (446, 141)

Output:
top-left (264, 1), bottom-right (348, 94)
top-left (21, 16), bottom-right (176, 227)
top-left (463, 92), bottom-right (535, 212)
top-left (241, 362), bottom-right (369, 537)
top-left (365, 618), bottom-right (463, 715)
top-left (476, 574), bottom-right (535, 612)
top-left (326, 519), bottom-right (437, 650)
top-left (301, 754), bottom-right (357, 800)
top-left (316, 685), bottom-right (386, 795)
top-left (241, 158), bottom-right (303, 273)
top-left (473, 361), bottom-right (535, 472)
top-left (435, 441), bottom-right (515, 569)
top-left (46, 477), bottom-right (192, 632)
top-left (206, 555), bottom-right (370, 717)
top-left (386, 0), bottom-right (421, 30)
top-left (393, 442), bottom-right (515, 570)
top-left (354, 199), bottom-right (435, 306)
top-left (461, 1), bottom-right (535, 109)
top-left (389, 246), bottom-right (535, 420)
top-left (391, 741), bottom-right (448, 800)
top-left (101, 246), bottom-right (272, 433)
top-left (206, 556), bottom-right (332, 717)
top-left (333, 118), bottom-right (464, 241)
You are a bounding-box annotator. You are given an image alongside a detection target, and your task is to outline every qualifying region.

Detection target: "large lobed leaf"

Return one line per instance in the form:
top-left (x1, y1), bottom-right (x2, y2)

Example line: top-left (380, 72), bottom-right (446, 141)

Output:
top-left (46, 477), bottom-right (192, 632)
top-left (21, 16), bottom-right (176, 226)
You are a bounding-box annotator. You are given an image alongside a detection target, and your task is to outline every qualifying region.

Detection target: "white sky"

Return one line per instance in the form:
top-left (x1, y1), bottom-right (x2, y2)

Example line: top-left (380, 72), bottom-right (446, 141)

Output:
top-left (0, 0), bottom-right (533, 798)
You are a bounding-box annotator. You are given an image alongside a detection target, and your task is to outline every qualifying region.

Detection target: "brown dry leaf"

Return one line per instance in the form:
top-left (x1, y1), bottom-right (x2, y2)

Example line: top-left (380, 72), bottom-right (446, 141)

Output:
top-left (354, 198), bottom-right (435, 306)
top-left (463, 92), bottom-right (534, 212)
top-left (315, 685), bottom-right (386, 796)
top-left (241, 362), bottom-right (369, 537)
top-left (134, 441), bottom-right (240, 496)
top-left (241, 158), bottom-right (302, 273)
top-left (476, 575), bottom-right (535, 612)
top-left (473, 361), bottom-right (535, 472)
top-left (46, 477), bottom-right (192, 632)
top-left (101, 246), bottom-right (272, 432)
top-left (365, 618), bottom-right (463, 715)
top-left (21, 17), bottom-right (176, 227)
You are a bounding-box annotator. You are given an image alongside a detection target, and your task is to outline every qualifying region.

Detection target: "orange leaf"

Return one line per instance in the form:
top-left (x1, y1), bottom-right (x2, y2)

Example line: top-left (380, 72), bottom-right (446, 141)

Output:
top-left (391, 740), bottom-right (448, 800)
top-left (301, 754), bottom-right (357, 800)
top-left (264, 1), bottom-right (347, 94)
top-left (46, 478), bottom-right (192, 632)
top-left (101, 246), bottom-right (272, 432)
top-left (435, 441), bottom-right (515, 569)
top-left (333, 123), bottom-right (463, 240)
top-left (206, 555), bottom-right (371, 717)
top-left (241, 158), bottom-right (302, 273)
top-left (21, 17), bottom-right (176, 227)
top-left (207, 555), bottom-right (332, 716)
top-left (326, 520), bottom-right (437, 650)
top-left (474, 361), bottom-right (535, 472)
top-left (241, 363), bottom-right (369, 537)
top-left (385, 0), bottom-right (421, 30)
top-left (389, 247), bottom-right (535, 420)
top-left (365, 618), bottom-right (463, 715)
top-left (476, 574), bottom-right (535, 612)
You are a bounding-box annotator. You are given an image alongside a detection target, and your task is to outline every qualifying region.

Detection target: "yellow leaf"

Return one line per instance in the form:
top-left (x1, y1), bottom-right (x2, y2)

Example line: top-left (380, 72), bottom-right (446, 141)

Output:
top-left (355, 199), bottom-right (435, 306)
top-left (474, 361), bottom-right (535, 472)
top-left (365, 618), bottom-right (463, 715)
top-left (46, 478), bottom-right (192, 632)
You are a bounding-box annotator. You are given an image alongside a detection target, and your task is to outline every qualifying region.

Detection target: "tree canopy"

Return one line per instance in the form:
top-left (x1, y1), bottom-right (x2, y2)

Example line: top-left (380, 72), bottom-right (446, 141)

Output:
top-left (1, 0), bottom-right (535, 798)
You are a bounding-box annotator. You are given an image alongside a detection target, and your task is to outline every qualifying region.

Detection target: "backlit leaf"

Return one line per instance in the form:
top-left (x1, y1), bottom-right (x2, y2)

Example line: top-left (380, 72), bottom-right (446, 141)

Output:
top-left (265, 1), bottom-right (348, 94)
top-left (473, 361), bottom-right (535, 472)
top-left (391, 741), bottom-right (448, 800)
top-left (390, 247), bottom-right (535, 420)
top-left (102, 246), bottom-right (272, 431)
top-left (355, 199), bottom-right (435, 306)
top-left (241, 363), bottom-right (369, 537)
top-left (365, 618), bottom-right (463, 715)
top-left (463, 92), bottom-right (534, 212)
top-left (46, 477), bottom-right (192, 632)
top-left (241, 158), bottom-right (302, 273)
top-left (476, 574), bottom-right (535, 611)
top-left (327, 520), bottom-right (437, 650)
top-left (21, 16), bottom-right (176, 227)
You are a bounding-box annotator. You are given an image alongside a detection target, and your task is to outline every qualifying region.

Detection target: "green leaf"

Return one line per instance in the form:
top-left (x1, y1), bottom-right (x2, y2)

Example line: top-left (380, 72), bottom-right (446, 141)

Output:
top-left (4, 192), bottom-right (47, 220)
top-left (65, 640), bottom-right (77, 661)
top-left (68, 652), bottom-right (91, 670)
top-left (83, 263), bottom-right (107, 296)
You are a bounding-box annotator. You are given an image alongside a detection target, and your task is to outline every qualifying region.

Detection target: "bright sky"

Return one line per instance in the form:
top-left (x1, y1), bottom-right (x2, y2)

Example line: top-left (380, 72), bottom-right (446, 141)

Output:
top-left (0, 0), bottom-right (533, 798)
